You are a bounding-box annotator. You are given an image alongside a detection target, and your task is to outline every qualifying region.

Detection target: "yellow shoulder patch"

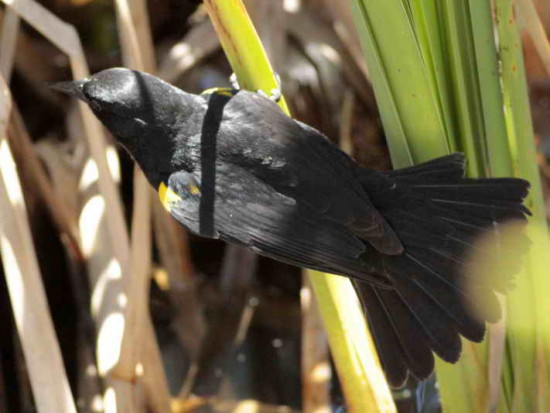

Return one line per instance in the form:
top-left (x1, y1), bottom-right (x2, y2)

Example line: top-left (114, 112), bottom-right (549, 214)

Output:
top-left (189, 184), bottom-right (200, 195)
top-left (158, 182), bottom-right (182, 212)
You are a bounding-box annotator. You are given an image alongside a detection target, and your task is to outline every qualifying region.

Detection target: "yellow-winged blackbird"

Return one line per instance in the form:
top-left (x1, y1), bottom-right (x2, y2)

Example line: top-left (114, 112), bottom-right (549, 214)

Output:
top-left (52, 68), bottom-right (530, 387)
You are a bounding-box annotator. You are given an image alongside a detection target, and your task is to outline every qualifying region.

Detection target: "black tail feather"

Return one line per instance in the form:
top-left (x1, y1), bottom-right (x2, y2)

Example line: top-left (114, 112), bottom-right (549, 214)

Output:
top-left (355, 282), bottom-right (410, 387)
top-left (356, 282), bottom-right (436, 383)
top-left (384, 153), bottom-right (466, 183)
top-left (354, 153), bottom-right (530, 386)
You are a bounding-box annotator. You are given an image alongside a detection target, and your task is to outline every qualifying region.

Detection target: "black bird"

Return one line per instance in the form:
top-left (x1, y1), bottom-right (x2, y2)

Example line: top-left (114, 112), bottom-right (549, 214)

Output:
top-left (51, 68), bottom-right (530, 387)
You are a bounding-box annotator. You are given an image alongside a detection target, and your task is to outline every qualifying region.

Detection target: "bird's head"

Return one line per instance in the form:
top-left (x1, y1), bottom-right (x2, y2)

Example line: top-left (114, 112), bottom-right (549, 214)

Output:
top-left (50, 68), bottom-right (201, 152)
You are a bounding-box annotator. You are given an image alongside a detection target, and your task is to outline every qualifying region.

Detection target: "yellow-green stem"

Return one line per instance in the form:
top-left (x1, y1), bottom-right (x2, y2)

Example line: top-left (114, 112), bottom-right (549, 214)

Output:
top-left (494, 1), bottom-right (550, 411)
top-left (350, 0), bottom-right (550, 411)
top-left (203, 1), bottom-right (396, 411)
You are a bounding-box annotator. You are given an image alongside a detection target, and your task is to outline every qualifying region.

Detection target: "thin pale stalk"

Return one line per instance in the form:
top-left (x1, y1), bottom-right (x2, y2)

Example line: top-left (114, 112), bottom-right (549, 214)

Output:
top-left (0, 7), bottom-right (19, 82)
top-left (0, 1), bottom-right (138, 410)
top-left (113, 1), bottom-right (172, 410)
top-left (158, 20), bottom-right (220, 83)
top-left (517, 0), bottom-right (550, 76)
top-left (0, 75), bottom-right (77, 413)
top-left (118, 0), bottom-right (206, 394)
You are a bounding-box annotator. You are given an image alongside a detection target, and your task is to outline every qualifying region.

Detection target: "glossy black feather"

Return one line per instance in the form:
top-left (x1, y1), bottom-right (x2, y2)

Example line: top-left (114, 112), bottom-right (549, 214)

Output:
top-left (53, 68), bottom-right (531, 388)
top-left (353, 155), bottom-right (529, 381)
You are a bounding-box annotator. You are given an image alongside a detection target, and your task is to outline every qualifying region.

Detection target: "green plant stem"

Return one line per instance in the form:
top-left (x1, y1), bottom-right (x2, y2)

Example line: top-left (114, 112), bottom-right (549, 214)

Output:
top-left (350, 0), bottom-right (550, 412)
top-left (467, 0), bottom-right (512, 177)
top-left (350, 0), bottom-right (449, 165)
top-left (494, 1), bottom-right (550, 412)
top-left (203, 0), bottom-right (288, 113)
top-left (408, 0), bottom-right (458, 153)
top-left (203, 1), bottom-right (396, 411)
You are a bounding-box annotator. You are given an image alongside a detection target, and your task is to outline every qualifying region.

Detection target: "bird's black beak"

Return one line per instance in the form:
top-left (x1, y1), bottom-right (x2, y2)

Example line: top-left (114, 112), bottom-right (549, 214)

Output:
top-left (48, 79), bottom-right (88, 101)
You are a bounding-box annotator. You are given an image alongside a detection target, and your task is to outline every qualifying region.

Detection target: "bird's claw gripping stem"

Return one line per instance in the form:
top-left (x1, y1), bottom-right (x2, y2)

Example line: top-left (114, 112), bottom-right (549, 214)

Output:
top-left (229, 72), bottom-right (240, 90)
top-left (229, 72), bottom-right (282, 102)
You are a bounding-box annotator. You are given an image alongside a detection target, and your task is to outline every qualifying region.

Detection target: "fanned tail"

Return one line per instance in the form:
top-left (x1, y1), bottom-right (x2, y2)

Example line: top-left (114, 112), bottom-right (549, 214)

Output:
top-left (354, 153), bottom-right (530, 387)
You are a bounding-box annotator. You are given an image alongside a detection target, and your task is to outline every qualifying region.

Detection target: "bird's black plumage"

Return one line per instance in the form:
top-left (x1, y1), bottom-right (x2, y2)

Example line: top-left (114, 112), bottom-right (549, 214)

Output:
top-left (52, 68), bottom-right (530, 387)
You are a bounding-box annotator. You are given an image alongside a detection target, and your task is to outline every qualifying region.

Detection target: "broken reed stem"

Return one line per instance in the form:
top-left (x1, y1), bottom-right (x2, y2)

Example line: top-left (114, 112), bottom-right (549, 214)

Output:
top-left (113, 1), bottom-right (172, 411)
top-left (0, 0), bottom-right (139, 410)
top-left (0, 7), bottom-right (19, 82)
top-left (0, 74), bottom-right (77, 413)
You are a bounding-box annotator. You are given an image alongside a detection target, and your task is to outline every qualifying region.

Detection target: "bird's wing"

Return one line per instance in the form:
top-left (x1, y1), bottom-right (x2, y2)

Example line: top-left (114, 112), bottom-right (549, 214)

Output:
top-left (161, 166), bottom-right (391, 287)
top-left (214, 90), bottom-right (403, 255)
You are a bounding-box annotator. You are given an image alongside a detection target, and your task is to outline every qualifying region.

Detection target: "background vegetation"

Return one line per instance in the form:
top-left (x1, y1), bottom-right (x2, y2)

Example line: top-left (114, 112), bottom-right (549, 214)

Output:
top-left (0, 0), bottom-right (548, 412)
